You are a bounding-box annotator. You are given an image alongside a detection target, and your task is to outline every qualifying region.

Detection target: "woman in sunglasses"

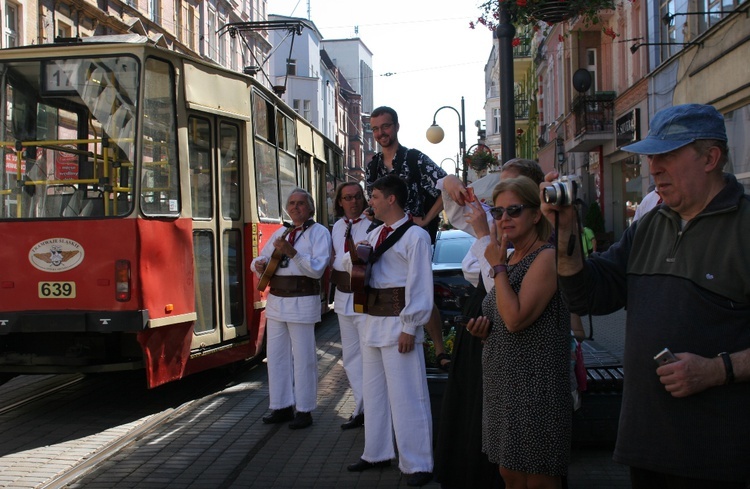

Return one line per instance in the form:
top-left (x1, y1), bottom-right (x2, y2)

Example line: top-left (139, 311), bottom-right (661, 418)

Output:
top-left (472, 176), bottom-right (571, 489)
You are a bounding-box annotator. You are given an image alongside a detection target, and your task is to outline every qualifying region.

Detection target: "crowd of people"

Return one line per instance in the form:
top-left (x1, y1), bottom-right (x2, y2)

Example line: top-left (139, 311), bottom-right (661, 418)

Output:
top-left (250, 103), bottom-right (749, 489)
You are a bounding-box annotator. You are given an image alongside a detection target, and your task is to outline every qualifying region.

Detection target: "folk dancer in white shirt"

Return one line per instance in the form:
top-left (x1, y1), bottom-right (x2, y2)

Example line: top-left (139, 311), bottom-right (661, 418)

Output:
top-left (251, 188), bottom-right (332, 430)
top-left (345, 175), bottom-right (434, 488)
top-left (330, 182), bottom-right (369, 430)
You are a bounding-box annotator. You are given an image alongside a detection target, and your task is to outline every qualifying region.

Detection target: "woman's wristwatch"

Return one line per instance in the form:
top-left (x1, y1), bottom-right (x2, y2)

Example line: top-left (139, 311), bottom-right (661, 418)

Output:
top-left (489, 263), bottom-right (508, 278)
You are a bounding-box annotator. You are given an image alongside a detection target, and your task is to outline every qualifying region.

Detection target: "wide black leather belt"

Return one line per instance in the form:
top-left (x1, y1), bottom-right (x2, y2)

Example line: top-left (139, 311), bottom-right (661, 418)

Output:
top-left (366, 287), bottom-right (406, 317)
top-left (269, 275), bottom-right (320, 297)
top-left (330, 269), bottom-right (352, 293)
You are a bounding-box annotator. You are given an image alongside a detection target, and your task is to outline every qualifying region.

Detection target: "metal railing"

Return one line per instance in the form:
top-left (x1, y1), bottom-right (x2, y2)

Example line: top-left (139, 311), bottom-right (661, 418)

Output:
top-left (515, 98), bottom-right (531, 120)
top-left (512, 37), bottom-right (532, 58)
top-left (570, 92), bottom-right (616, 136)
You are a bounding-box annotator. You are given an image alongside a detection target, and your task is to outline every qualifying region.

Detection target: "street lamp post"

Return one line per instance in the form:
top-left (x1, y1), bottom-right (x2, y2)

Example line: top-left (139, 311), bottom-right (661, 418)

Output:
top-left (426, 96), bottom-right (468, 184)
top-left (440, 157), bottom-right (459, 178)
top-left (496, 4), bottom-right (517, 164)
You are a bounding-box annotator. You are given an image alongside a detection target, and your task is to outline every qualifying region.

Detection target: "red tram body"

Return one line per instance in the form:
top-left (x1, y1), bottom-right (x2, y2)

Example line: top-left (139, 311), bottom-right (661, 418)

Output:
top-left (0, 36), bottom-right (339, 387)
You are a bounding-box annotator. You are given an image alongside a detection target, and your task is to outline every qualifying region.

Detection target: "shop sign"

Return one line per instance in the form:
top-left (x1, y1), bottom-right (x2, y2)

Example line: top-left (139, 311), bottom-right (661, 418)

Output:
top-left (616, 109), bottom-right (640, 148)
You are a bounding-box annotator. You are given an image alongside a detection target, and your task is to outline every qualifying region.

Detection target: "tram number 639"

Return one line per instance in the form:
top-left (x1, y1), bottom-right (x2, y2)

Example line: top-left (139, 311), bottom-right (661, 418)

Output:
top-left (38, 281), bottom-right (76, 298)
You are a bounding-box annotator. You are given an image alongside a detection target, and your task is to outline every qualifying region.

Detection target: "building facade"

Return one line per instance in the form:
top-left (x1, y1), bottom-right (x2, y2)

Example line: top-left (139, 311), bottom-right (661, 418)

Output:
top-left (489, 0), bottom-right (750, 241)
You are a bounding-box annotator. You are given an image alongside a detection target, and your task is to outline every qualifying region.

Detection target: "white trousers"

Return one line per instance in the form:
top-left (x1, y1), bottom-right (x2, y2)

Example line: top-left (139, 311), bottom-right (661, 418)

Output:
top-left (265, 318), bottom-right (317, 413)
top-left (361, 343), bottom-right (433, 474)
top-left (338, 313), bottom-right (366, 416)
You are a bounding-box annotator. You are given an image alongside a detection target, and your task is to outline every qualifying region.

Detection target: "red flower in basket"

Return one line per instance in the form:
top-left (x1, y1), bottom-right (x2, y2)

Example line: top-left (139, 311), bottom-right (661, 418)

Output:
top-left (512, 37), bottom-right (521, 47)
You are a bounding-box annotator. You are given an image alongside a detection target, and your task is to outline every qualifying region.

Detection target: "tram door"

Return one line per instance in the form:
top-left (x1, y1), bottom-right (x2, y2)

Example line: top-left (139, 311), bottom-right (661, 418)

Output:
top-left (188, 114), bottom-right (246, 349)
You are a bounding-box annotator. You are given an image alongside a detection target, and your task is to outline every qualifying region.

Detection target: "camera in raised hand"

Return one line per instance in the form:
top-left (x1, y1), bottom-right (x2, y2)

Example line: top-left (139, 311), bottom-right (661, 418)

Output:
top-left (543, 175), bottom-right (581, 206)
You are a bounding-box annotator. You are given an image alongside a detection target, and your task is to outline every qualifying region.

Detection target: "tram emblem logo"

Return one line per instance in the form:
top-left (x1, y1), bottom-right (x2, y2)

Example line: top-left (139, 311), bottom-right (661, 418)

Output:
top-left (29, 238), bottom-right (85, 272)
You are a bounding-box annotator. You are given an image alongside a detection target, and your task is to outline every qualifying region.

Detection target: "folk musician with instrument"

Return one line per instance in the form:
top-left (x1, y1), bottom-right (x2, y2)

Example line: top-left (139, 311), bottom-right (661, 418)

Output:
top-left (251, 188), bottom-right (332, 430)
top-left (330, 182), bottom-right (370, 430)
top-left (345, 175), bottom-right (434, 487)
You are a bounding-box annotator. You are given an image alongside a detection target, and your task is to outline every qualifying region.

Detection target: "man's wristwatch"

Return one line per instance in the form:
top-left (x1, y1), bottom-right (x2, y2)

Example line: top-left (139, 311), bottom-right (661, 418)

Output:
top-left (489, 264), bottom-right (508, 278)
top-left (718, 352), bottom-right (735, 384)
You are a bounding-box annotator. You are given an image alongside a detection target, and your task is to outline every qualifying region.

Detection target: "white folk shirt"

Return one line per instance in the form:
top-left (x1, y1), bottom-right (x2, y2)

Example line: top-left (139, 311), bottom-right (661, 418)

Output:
top-left (345, 215), bottom-right (433, 347)
top-left (251, 222), bottom-right (332, 324)
top-left (331, 214), bottom-right (369, 317)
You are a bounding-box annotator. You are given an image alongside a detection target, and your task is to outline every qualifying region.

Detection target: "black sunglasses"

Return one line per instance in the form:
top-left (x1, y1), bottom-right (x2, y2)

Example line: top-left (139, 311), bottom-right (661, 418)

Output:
top-left (489, 204), bottom-right (535, 219)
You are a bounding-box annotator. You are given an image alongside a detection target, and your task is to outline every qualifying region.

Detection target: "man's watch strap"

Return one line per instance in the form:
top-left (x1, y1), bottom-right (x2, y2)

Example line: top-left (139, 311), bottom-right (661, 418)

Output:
top-left (718, 352), bottom-right (734, 384)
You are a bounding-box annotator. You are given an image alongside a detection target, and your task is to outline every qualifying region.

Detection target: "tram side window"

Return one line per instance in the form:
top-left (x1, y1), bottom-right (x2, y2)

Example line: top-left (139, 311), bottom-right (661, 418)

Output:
top-left (279, 151), bottom-right (297, 209)
top-left (276, 111), bottom-right (296, 153)
top-left (223, 229), bottom-right (243, 327)
top-left (325, 171), bottom-right (336, 226)
top-left (188, 116), bottom-right (213, 219)
top-left (0, 57), bottom-right (139, 219)
top-left (277, 113), bottom-right (299, 199)
top-left (141, 58), bottom-right (179, 217)
top-left (193, 231), bottom-right (216, 334)
top-left (253, 93), bottom-right (280, 220)
top-left (219, 122), bottom-right (240, 220)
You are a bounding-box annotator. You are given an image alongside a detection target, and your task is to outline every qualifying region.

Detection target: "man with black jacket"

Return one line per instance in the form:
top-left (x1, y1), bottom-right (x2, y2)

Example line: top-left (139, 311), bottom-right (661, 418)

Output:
top-left (541, 104), bottom-right (749, 488)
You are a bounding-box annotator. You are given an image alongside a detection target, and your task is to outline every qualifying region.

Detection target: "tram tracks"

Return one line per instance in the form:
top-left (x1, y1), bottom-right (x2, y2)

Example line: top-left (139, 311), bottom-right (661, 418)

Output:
top-left (0, 365), bottom-right (260, 489)
top-left (39, 397), bottom-right (200, 489)
top-left (0, 374), bottom-right (86, 416)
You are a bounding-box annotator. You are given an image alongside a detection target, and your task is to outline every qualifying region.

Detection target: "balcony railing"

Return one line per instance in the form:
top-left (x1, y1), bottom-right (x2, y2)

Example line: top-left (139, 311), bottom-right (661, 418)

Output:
top-left (571, 92), bottom-right (615, 137)
top-left (515, 98), bottom-right (531, 120)
top-left (513, 37), bottom-right (532, 58)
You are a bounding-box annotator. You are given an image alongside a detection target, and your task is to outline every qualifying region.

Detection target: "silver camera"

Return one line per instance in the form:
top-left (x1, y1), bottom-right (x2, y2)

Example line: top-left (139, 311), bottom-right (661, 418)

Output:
top-left (543, 175), bottom-right (581, 206)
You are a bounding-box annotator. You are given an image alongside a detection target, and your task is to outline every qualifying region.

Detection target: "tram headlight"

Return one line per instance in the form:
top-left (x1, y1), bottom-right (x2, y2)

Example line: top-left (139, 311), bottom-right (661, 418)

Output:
top-left (115, 260), bottom-right (131, 302)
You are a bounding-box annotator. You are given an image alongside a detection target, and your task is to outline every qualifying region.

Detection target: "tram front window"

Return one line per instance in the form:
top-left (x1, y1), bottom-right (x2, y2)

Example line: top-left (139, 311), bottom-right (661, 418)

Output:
top-left (0, 56), bottom-right (139, 219)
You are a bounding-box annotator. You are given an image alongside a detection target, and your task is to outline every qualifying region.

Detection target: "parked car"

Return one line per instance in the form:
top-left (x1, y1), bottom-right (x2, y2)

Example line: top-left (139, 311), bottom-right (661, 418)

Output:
top-left (431, 229), bottom-right (476, 332)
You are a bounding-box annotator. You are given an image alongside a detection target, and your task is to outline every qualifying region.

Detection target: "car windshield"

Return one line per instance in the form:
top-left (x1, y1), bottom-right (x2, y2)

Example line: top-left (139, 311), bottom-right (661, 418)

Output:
top-left (433, 233), bottom-right (474, 265)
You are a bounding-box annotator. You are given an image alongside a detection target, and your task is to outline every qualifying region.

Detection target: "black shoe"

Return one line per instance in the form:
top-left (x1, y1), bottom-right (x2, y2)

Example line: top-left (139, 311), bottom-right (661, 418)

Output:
top-left (347, 458), bottom-right (391, 472)
top-left (406, 472), bottom-right (433, 487)
top-left (341, 412), bottom-right (365, 430)
top-left (262, 406), bottom-right (294, 424)
top-left (288, 411), bottom-right (313, 429)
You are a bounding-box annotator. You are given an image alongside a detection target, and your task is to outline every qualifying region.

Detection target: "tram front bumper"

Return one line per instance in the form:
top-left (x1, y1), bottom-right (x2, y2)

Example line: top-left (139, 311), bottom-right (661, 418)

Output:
top-left (0, 310), bottom-right (149, 335)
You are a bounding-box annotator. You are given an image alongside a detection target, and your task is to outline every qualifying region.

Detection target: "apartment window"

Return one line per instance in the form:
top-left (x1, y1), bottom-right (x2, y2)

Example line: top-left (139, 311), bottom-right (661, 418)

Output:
top-left (175, 0), bottom-right (183, 43)
top-left (660, 0), bottom-right (678, 59)
top-left (493, 108), bottom-right (500, 134)
top-left (287, 58), bottom-right (296, 76)
top-left (230, 36), bottom-right (238, 71)
top-left (5, 3), bottom-right (18, 48)
top-left (57, 21), bottom-right (71, 39)
top-left (293, 99), bottom-right (301, 115)
top-left (149, 0), bottom-right (161, 23)
top-left (698, 0), bottom-right (738, 32)
top-left (303, 100), bottom-right (311, 121)
top-left (218, 15), bottom-right (226, 65)
top-left (207, 9), bottom-right (216, 60)
top-left (586, 48), bottom-right (598, 95)
top-left (187, 6), bottom-right (195, 50)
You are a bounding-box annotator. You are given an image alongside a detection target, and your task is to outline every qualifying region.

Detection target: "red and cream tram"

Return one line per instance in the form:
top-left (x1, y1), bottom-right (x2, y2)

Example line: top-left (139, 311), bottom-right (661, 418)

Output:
top-left (0, 35), bottom-right (340, 388)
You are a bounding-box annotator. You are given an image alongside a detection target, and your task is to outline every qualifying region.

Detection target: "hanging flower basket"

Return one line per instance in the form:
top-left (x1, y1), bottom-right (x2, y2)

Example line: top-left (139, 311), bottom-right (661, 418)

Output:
top-left (533, 0), bottom-right (575, 23)
top-left (472, 0), bottom-right (616, 30)
top-left (464, 146), bottom-right (499, 172)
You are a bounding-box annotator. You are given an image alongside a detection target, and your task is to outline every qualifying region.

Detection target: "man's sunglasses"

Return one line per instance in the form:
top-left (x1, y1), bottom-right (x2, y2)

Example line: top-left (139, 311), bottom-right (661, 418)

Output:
top-left (489, 204), bottom-right (535, 219)
top-left (341, 194), bottom-right (364, 201)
